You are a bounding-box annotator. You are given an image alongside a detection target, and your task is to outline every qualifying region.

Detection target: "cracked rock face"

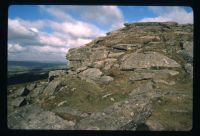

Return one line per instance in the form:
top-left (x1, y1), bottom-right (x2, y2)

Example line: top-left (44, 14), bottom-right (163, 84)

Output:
top-left (120, 52), bottom-right (181, 70)
top-left (8, 105), bottom-right (75, 130)
top-left (8, 22), bottom-right (193, 130)
top-left (43, 79), bottom-right (62, 96)
top-left (79, 68), bottom-right (103, 83)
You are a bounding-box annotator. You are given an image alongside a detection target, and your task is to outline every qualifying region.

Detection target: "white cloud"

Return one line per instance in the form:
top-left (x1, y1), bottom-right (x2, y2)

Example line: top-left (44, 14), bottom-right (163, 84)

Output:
top-left (30, 45), bottom-right (68, 54)
top-left (38, 33), bottom-right (67, 47)
top-left (8, 17), bottom-right (102, 61)
top-left (39, 5), bottom-right (75, 22)
top-left (8, 43), bottom-right (26, 53)
top-left (139, 16), bottom-right (172, 22)
top-left (8, 18), bottom-right (95, 47)
top-left (29, 27), bottom-right (39, 33)
top-left (8, 5), bottom-right (126, 62)
top-left (78, 6), bottom-right (124, 27)
top-left (8, 19), bottom-right (38, 40)
top-left (39, 5), bottom-right (124, 30)
top-left (139, 6), bottom-right (193, 24)
top-left (49, 20), bottom-right (104, 38)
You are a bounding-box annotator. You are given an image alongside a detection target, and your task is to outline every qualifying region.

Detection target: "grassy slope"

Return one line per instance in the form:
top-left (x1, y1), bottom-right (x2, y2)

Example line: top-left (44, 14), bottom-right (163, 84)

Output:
top-left (147, 76), bottom-right (192, 131)
top-left (40, 74), bottom-right (149, 112)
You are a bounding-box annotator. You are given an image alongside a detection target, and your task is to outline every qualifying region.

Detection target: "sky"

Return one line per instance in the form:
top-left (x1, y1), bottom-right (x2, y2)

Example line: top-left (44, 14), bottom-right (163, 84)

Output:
top-left (8, 5), bottom-right (193, 62)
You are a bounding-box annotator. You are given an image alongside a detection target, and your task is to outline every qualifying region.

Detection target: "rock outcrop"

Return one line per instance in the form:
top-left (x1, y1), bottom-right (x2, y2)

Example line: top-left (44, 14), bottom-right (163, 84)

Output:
top-left (120, 52), bottom-right (180, 70)
top-left (11, 97), bottom-right (27, 107)
top-left (15, 87), bottom-right (30, 97)
top-left (48, 70), bottom-right (66, 82)
top-left (43, 79), bottom-right (62, 96)
top-left (8, 22), bottom-right (193, 130)
top-left (8, 105), bottom-right (75, 129)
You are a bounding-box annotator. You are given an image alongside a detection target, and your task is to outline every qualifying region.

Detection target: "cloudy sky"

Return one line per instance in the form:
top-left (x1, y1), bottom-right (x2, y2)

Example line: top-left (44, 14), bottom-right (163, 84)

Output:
top-left (8, 6), bottom-right (193, 62)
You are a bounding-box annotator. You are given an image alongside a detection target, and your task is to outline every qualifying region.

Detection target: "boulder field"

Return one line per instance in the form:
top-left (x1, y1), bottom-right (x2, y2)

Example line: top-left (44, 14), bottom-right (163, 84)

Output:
top-left (8, 22), bottom-right (193, 130)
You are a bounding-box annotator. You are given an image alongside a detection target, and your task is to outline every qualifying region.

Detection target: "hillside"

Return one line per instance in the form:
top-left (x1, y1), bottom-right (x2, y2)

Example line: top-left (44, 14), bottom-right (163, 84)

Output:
top-left (7, 22), bottom-right (193, 130)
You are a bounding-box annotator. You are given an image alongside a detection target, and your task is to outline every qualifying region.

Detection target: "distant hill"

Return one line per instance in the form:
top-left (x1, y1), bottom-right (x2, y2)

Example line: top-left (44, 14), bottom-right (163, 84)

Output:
top-left (8, 60), bottom-right (67, 85)
top-left (8, 60), bottom-right (66, 68)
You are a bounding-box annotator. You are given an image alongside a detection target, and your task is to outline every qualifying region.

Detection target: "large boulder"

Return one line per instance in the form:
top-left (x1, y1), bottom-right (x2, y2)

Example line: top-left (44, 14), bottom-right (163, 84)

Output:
top-left (15, 87), bottom-right (30, 97)
top-left (8, 105), bottom-right (75, 129)
top-left (48, 70), bottom-right (66, 82)
top-left (79, 68), bottom-right (103, 83)
top-left (30, 85), bottom-right (46, 98)
top-left (67, 47), bottom-right (109, 70)
top-left (68, 60), bottom-right (84, 70)
top-left (43, 80), bottom-right (62, 96)
top-left (26, 83), bottom-right (36, 91)
top-left (66, 47), bottom-right (92, 61)
top-left (12, 97), bottom-right (27, 107)
top-left (120, 52), bottom-right (181, 70)
top-left (66, 47), bottom-right (92, 69)
top-left (98, 76), bottom-right (114, 84)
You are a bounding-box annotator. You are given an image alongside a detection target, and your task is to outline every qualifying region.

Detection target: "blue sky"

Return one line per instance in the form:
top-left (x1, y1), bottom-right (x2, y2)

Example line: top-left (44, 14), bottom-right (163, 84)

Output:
top-left (8, 5), bottom-right (193, 62)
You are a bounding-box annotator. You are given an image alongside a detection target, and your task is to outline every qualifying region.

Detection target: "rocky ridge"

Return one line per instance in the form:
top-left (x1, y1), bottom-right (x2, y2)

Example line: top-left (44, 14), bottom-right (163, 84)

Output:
top-left (8, 22), bottom-right (193, 130)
